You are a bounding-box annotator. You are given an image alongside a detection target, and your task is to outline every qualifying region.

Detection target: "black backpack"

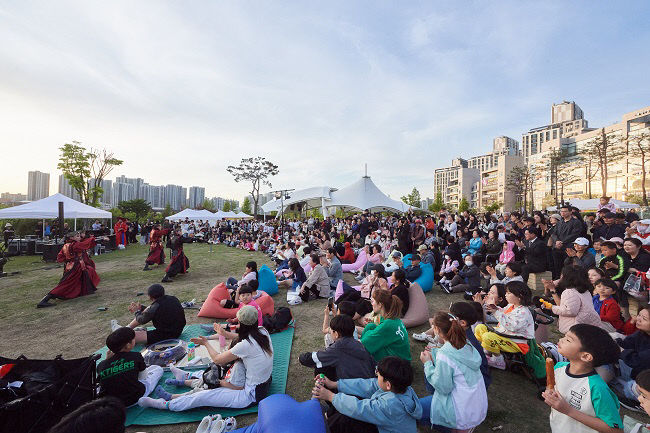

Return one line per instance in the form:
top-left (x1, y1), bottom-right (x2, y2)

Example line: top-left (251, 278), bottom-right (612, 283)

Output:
top-left (262, 307), bottom-right (293, 334)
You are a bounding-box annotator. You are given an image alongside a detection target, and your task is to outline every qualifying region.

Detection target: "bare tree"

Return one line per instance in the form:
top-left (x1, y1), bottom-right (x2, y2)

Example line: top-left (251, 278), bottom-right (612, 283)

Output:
top-left (506, 166), bottom-right (532, 212)
top-left (581, 128), bottom-right (626, 197)
top-left (556, 160), bottom-right (580, 205)
top-left (623, 132), bottom-right (650, 205)
top-left (226, 157), bottom-right (279, 216)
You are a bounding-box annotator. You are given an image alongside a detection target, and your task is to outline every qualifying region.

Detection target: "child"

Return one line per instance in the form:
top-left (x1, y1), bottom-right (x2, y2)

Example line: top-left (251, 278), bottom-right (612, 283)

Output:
top-left (323, 301), bottom-right (359, 347)
top-left (598, 241), bottom-right (629, 283)
top-left (299, 314), bottom-right (375, 381)
top-left (450, 301), bottom-right (491, 389)
top-left (311, 356), bottom-right (423, 433)
top-left (542, 324), bottom-right (623, 433)
top-left (495, 240), bottom-right (516, 275)
top-left (593, 279), bottom-right (624, 332)
top-left (438, 254), bottom-right (459, 288)
top-left (592, 239), bottom-right (603, 264)
top-left (613, 306), bottom-right (650, 409)
top-left (222, 283), bottom-right (263, 327)
top-left (418, 311), bottom-right (487, 431)
top-left (97, 327), bottom-right (163, 407)
top-left (635, 369), bottom-right (650, 418)
top-left (474, 281), bottom-right (535, 370)
top-left (473, 283), bottom-right (507, 324)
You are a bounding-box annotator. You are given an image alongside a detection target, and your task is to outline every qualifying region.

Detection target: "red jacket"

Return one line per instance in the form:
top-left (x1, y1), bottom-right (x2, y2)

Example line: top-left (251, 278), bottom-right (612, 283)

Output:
top-left (598, 297), bottom-right (624, 331)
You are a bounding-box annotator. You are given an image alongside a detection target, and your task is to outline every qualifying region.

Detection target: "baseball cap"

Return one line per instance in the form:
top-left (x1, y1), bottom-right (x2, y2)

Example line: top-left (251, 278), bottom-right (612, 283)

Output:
top-left (417, 244), bottom-right (428, 251)
top-left (604, 212), bottom-right (616, 219)
top-left (573, 237), bottom-right (589, 246)
top-left (391, 251), bottom-right (402, 258)
top-left (610, 237), bottom-right (624, 244)
top-left (236, 305), bottom-right (259, 326)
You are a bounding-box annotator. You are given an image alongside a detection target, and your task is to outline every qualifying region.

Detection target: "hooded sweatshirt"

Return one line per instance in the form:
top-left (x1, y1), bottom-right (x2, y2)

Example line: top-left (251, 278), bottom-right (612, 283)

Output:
top-left (298, 337), bottom-right (376, 380)
top-left (333, 378), bottom-right (423, 433)
top-left (361, 317), bottom-right (411, 361)
top-left (499, 241), bottom-right (516, 264)
top-left (423, 342), bottom-right (487, 430)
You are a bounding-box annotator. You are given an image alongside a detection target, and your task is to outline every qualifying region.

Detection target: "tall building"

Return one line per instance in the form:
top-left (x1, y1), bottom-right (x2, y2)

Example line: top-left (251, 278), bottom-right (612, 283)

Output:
top-left (434, 163), bottom-right (479, 209)
top-left (115, 176), bottom-right (144, 199)
top-left (477, 154), bottom-right (524, 211)
top-left (0, 192), bottom-right (27, 203)
top-left (112, 182), bottom-right (135, 206)
top-left (88, 178), bottom-right (112, 207)
top-left (188, 186), bottom-right (205, 209)
top-left (58, 175), bottom-right (80, 201)
top-left (163, 184), bottom-right (185, 210)
top-left (27, 171), bottom-right (50, 201)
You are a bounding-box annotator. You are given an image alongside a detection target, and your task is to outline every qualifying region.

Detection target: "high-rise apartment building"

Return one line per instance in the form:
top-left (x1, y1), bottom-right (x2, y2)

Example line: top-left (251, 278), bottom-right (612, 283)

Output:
top-left (112, 182), bottom-right (135, 206)
top-left (188, 186), bottom-right (205, 209)
top-left (115, 176), bottom-right (144, 199)
top-left (163, 184), bottom-right (185, 211)
top-left (58, 174), bottom-right (80, 201)
top-left (27, 171), bottom-right (50, 201)
top-left (0, 192), bottom-right (27, 203)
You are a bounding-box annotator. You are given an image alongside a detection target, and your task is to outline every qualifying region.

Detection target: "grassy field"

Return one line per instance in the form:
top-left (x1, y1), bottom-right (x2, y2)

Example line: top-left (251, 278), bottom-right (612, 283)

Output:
top-left (1, 243), bottom-right (646, 433)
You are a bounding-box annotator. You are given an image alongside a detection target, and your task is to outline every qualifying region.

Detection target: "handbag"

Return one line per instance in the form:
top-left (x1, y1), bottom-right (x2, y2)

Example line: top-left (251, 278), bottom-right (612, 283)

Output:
top-left (623, 272), bottom-right (649, 302)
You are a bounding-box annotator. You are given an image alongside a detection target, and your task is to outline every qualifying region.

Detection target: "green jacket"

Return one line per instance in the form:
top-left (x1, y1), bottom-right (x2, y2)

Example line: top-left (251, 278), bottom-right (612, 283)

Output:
top-left (361, 317), bottom-right (411, 361)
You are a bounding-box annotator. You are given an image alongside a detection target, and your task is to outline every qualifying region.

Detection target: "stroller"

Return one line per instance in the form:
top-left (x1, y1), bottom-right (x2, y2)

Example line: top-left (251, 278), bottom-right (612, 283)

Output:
top-left (0, 353), bottom-right (100, 433)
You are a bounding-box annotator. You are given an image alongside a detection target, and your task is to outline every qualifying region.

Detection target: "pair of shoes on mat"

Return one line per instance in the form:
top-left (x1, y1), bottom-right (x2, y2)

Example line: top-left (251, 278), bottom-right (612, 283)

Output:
top-left (412, 332), bottom-right (436, 344)
top-left (197, 414), bottom-right (237, 433)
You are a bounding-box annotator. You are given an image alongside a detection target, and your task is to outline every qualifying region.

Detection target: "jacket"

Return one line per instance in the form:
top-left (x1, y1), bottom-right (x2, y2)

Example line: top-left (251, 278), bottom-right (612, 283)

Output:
top-left (523, 238), bottom-right (547, 271)
top-left (423, 342), bottom-right (487, 430)
top-left (332, 378), bottom-right (422, 433)
top-left (304, 264), bottom-right (331, 297)
top-left (551, 288), bottom-right (604, 334)
top-left (467, 237), bottom-right (483, 256)
top-left (361, 317), bottom-right (411, 361)
top-left (298, 336), bottom-right (375, 380)
top-left (593, 223), bottom-right (626, 241)
top-left (598, 254), bottom-right (628, 281)
top-left (618, 330), bottom-right (650, 380)
top-left (405, 264), bottom-right (422, 282)
top-left (592, 295), bottom-right (624, 331)
top-left (555, 217), bottom-right (584, 248)
top-left (324, 257), bottom-right (343, 288)
top-left (499, 241), bottom-right (515, 264)
top-left (135, 295), bottom-right (185, 338)
top-left (458, 264), bottom-right (481, 289)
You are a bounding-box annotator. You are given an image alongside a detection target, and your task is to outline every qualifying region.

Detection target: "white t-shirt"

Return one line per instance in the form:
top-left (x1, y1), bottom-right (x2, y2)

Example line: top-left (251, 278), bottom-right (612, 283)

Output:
top-left (224, 360), bottom-right (247, 388)
top-left (230, 327), bottom-right (274, 387)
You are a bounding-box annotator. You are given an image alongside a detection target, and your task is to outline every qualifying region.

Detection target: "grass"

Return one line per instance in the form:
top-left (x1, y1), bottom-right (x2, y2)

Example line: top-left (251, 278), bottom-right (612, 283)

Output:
top-left (1, 243), bottom-right (647, 433)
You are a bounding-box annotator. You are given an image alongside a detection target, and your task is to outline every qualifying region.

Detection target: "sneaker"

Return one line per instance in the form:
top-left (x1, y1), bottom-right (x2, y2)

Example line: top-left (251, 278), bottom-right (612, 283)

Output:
top-left (196, 414), bottom-right (223, 433)
top-left (486, 354), bottom-right (506, 370)
top-left (223, 417), bottom-right (237, 431)
top-left (616, 392), bottom-right (644, 412)
top-left (288, 298), bottom-right (302, 306)
top-left (412, 332), bottom-right (435, 344)
top-left (440, 282), bottom-right (452, 294)
top-left (110, 319), bottom-right (121, 332)
top-left (463, 291), bottom-right (474, 300)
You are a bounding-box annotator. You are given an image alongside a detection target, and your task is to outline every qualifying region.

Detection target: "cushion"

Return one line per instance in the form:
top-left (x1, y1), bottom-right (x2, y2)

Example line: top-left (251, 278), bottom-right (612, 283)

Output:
top-left (258, 264), bottom-right (279, 295)
top-left (415, 263), bottom-right (434, 293)
top-left (341, 250), bottom-right (367, 272)
top-left (402, 283), bottom-right (430, 328)
top-left (198, 283), bottom-right (275, 319)
top-left (231, 394), bottom-right (326, 433)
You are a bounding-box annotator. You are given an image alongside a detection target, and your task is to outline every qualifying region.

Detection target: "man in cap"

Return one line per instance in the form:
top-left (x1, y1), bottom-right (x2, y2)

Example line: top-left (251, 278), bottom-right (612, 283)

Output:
top-left (564, 237), bottom-right (596, 270)
top-left (417, 244), bottom-right (435, 268)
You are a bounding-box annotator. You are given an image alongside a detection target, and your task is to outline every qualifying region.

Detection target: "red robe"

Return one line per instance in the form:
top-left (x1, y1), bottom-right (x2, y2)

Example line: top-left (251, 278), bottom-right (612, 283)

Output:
top-left (114, 221), bottom-right (128, 246)
top-left (145, 229), bottom-right (170, 265)
top-left (49, 237), bottom-right (100, 299)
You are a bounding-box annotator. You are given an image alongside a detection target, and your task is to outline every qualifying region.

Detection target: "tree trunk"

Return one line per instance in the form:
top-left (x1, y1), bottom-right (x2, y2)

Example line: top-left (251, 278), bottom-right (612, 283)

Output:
top-left (642, 154), bottom-right (648, 206)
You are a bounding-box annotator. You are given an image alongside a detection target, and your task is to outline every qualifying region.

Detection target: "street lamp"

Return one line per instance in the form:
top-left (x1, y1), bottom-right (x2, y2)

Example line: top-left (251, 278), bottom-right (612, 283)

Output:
top-left (272, 189), bottom-right (293, 240)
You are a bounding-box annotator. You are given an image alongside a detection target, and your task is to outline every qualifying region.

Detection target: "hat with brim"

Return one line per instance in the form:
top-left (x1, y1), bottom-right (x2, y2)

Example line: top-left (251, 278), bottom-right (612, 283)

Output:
top-left (417, 244), bottom-right (428, 251)
top-left (236, 305), bottom-right (259, 326)
top-left (610, 237), bottom-right (624, 244)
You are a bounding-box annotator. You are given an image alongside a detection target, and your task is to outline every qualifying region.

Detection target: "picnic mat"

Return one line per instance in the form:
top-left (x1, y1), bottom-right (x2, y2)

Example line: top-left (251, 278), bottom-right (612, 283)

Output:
top-left (95, 324), bottom-right (294, 426)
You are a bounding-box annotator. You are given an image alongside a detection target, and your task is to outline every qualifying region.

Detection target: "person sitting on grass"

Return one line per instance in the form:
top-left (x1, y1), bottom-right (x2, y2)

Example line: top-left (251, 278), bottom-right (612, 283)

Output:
top-left (138, 305), bottom-right (273, 411)
top-left (443, 254), bottom-right (481, 295)
top-left (634, 369), bottom-right (650, 420)
top-left (418, 311), bottom-right (488, 432)
top-left (225, 261), bottom-right (258, 294)
top-left (277, 257), bottom-right (307, 292)
top-left (311, 356), bottom-right (423, 433)
top-left (542, 324), bottom-right (623, 433)
top-left (299, 314), bottom-right (375, 381)
top-left (472, 283), bottom-right (507, 324)
top-left (360, 289), bottom-right (410, 361)
top-left (47, 396), bottom-right (126, 433)
top-left (485, 261), bottom-right (524, 285)
top-left (592, 278), bottom-right (624, 333)
top-left (219, 281), bottom-right (263, 327)
top-left (322, 301), bottom-right (359, 347)
top-left (97, 327), bottom-right (163, 408)
top-left (474, 281), bottom-right (535, 370)
top-left (295, 254), bottom-right (331, 304)
top-left (111, 284), bottom-right (185, 345)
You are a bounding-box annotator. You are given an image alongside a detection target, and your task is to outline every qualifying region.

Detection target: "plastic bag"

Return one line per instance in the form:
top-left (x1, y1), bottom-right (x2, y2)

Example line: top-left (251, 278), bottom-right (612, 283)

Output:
top-left (624, 273), bottom-right (648, 302)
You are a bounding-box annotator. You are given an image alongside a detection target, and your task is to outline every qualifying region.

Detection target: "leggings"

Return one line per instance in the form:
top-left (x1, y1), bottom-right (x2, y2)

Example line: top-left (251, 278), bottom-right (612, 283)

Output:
top-left (474, 324), bottom-right (525, 355)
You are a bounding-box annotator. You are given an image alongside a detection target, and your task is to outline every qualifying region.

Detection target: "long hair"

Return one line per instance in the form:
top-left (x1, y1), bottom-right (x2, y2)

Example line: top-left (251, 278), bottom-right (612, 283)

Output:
top-left (557, 264), bottom-right (592, 294)
top-left (236, 322), bottom-right (273, 356)
top-left (433, 311), bottom-right (466, 350)
top-left (246, 261), bottom-right (258, 280)
top-left (372, 288), bottom-right (403, 319)
top-left (288, 257), bottom-right (301, 273)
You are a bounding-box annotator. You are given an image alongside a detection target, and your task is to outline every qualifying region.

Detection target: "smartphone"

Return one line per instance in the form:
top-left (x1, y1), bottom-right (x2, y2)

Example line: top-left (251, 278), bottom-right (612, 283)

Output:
top-left (327, 297), bottom-right (334, 311)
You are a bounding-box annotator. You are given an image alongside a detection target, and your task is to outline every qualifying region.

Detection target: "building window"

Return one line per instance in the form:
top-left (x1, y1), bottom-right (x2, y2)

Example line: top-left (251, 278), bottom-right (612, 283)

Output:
top-left (553, 129), bottom-right (557, 139)
top-left (546, 131), bottom-right (550, 141)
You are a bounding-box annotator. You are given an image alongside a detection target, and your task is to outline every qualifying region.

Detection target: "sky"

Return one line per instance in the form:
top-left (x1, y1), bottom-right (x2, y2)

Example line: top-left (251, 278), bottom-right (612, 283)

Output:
top-left (1, 1), bottom-right (650, 203)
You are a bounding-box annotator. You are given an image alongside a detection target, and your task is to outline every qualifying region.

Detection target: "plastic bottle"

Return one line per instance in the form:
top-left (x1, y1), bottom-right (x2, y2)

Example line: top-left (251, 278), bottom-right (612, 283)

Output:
top-left (312, 373), bottom-right (326, 400)
top-left (187, 342), bottom-right (195, 362)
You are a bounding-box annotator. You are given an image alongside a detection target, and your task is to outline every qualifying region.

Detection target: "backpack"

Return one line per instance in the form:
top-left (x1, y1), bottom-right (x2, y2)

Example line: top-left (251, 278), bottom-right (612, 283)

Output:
top-left (262, 307), bottom-right (293, 334)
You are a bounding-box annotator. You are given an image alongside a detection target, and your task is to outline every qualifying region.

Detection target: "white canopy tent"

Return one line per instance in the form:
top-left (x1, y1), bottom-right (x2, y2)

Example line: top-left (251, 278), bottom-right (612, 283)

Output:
top-left (167, 208), bottom-right (205, 221)
top-left (261, 186), bottom-right (335, 215)
top-left (0, 193), bottom-right (112, 220)
top-left (325, 176), bottom-right (416, 213)
top-left (234, 211), bottom-right (254, 219)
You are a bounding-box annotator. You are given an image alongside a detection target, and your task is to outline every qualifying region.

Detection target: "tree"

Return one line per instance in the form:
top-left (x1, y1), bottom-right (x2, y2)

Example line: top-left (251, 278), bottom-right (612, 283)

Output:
top-left (485, 201), bottom-right (503, 213)
top-left (624, 132), bottom-right (650, 205)
top-left (57, 141), bottom-right (123, 206)
top-left (227, 157), bottom-right (279, 216)
top-left (241, 197), bottom-right (252, 214)
top-left (458, 196), bottom-right (470, 213)
top-left (428, 192), bottom-right (445, 213)
top-left (506, 165), bottom-right (533, 212)
top-left (400, 187), bottom-right (422, 207)
top-left (117, 199), bottom-right (152, 223)
top-left (556, 161), bottom-right (580, 206)
top-left (162, 204), bottom-right (173, 219)
top-left (580, 128), bottom-right (625, 197)
top-left (223, 200), bottom-right (231, 212)
top-left (199, 199), bottom-right (215, 211)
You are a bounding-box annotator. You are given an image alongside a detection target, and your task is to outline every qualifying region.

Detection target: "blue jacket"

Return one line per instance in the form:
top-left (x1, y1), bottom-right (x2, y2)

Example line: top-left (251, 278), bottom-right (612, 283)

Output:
top-left (333, 378), bottom-right (422, 433)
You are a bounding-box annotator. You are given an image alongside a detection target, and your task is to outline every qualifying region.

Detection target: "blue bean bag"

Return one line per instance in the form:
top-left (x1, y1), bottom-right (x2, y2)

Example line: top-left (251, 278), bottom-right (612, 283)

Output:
top-left (257, 264), bottom-right (279, 296)
top-left (401, 254), bottom-right (433, 293)
top-left (231, 394), bottom-right (326, 433)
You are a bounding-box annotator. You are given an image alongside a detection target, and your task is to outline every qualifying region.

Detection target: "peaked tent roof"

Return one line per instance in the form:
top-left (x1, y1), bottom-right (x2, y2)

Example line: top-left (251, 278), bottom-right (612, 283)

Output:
top-left (326, 176), bottom-right (414, 213)
top-left (0, 193), bottom-right (112, 219)
top-left (167, 208), bottom-right (203, 221)
top-left (261, 186), bottom-right (334, 213)
top-left (234, 211), bottom-right (254, 219)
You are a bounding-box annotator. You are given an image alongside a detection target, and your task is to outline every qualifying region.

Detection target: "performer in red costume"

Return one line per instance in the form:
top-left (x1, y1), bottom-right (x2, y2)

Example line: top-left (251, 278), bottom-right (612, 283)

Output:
top-left (37, 232), bottom-right (102, 308)
top-left (114, 217), bottom-right (128, 249)
top-left (162, 228), bottom-right (190, 283)
top-left (143, 223), bottom-right (169, 271)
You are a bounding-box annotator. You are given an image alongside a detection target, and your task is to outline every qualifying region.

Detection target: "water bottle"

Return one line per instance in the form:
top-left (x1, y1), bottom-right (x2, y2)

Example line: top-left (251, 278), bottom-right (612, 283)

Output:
top-left (187, 342), bottom-right (195, 362)
top-left (312, 373), bottom-right (326, 400)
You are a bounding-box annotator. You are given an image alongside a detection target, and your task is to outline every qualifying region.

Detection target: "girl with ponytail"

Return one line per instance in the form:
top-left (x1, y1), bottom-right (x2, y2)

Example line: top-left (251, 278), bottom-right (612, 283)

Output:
top-left (359, 289), bottom-right (411, 361)
top-left (418, 311), bottom-right (487, 431)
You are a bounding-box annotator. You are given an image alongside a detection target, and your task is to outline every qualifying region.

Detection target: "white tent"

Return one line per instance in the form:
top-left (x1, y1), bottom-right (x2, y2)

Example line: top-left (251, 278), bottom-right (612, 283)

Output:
top-left (221, 211), bottom-right (239, 219)
top-left (234, 211), bottom-right (254, 219)
top-left (167, 208), bottom-right (204, 221)
top-left (261, 186), bottom-right (335, 214)
top-left (325, 176), bottom-right (415, 213)
top-left (0, 193), bottom-right (112, 220)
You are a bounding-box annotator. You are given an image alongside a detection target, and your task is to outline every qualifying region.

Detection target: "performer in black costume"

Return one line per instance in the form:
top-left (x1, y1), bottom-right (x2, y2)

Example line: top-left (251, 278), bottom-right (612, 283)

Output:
top-left (162, 228), bottom-right (190, 283)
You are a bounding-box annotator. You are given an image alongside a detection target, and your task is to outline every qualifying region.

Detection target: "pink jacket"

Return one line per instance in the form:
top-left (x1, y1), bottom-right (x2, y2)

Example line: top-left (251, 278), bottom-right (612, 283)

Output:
top-left (552, 288), bottom-right (604, 334)
top-left (499, 241), bottom-right (515, 264)
top-left (368, 253), bottom-right (383, 265)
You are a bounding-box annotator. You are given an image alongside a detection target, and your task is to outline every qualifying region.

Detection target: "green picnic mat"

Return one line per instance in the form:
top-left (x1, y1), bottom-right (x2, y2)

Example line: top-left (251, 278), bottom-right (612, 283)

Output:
top-left (95, 324), bottom-right (294, 426)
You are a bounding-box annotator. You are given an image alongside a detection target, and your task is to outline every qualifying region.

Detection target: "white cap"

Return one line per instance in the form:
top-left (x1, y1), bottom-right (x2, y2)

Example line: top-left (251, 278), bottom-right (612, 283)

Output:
top-left (574, 237), bottom-right (589, 246)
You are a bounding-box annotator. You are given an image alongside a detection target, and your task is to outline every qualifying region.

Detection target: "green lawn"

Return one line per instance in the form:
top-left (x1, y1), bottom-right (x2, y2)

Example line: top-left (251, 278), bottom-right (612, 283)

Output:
top-left (0, 243), bottom-right (645, 432)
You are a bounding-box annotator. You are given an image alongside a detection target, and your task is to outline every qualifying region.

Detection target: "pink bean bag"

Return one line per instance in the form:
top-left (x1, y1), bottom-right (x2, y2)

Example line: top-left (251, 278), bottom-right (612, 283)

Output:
top-left (198, 283), bottom-right (275, 319)
top-left (341, 250), bottom-right (368, 273)
top-left (334, 279), bottom-right (363, 301)
top-left (402, 283), bottom-right (429, 328)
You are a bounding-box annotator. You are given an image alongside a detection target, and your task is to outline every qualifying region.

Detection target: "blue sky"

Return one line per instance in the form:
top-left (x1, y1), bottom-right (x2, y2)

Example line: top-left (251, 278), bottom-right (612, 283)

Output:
top-left (1, 1), bottom-right (649, 202)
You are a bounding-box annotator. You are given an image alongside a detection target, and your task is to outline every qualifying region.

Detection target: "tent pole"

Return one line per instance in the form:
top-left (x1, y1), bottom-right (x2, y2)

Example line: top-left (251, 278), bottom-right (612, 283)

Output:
top-left (42, 219), bottom-right (45, 238)
top-left (74, 219), bottom-right (77, 231)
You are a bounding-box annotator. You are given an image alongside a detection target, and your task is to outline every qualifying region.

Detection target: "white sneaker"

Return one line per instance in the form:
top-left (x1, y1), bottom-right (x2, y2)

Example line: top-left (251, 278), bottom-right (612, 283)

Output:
top-left (487, 354), bottom-right (506, 370)
top-left (412, 332), bottom-right (431, 342)
top-left (110, 319), bottom-right (121, 332)
top-left (288, 298), bottom-right (302, 306)
top-left (223, 417), bottom-right (237, 431)
top-left (197, 414), bottom-right (223, 433)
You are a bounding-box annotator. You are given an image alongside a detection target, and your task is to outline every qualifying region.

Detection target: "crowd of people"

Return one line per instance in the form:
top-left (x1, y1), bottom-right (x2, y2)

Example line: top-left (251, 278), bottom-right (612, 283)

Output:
top-left (40, 196), bottom-right (650, 433)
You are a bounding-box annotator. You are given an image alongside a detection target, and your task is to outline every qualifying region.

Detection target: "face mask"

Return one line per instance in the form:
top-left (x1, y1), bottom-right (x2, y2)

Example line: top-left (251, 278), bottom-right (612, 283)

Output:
top-left (445, 255), bottom-right (450, 260)
top-left (465, 260), bottom-right (473, 266)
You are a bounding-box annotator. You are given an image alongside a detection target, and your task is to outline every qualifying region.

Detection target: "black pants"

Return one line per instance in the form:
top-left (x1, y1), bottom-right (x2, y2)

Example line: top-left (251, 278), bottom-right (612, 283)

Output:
top-left (551, 249), bottom-right (566, 280)
top-left (335, 290), bottom-right (373, 317)
top-left (299, 284), bottom-right (325, 302)
top-left (521, 263), bottom-right (547, 283)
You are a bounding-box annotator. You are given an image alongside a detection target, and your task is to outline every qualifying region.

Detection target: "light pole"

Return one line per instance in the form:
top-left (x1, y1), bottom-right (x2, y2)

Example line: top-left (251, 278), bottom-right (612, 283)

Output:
top-left (273, 189), bottom-right (294, 241)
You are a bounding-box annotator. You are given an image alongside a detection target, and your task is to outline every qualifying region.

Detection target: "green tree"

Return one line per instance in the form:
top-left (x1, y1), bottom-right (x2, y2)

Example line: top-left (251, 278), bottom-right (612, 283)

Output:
top-left (57, 141), bottom-right (122, 206)
top-left (223, 200), bottom-right (231, 212)
top-left (485, 201), bottom-right (503, 212)
top-left (428, 192), bottom-right (445, 212)
top-left (506, 165), bottom-right (533, 212)
top-left (227, 157), bottom-right (279, 216)
top-left (162, 204), bottom-right (173, 219)
top-left (241, 197), bottom-right (252, 214)
top-left (458, 196), bottom-right (470, 213)
top-left (200, 199), bottom-right (215, 211)
top-left (401, 187), bottom-right (422, 207)
top-left (117, 199), bottom-right (152, 223)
